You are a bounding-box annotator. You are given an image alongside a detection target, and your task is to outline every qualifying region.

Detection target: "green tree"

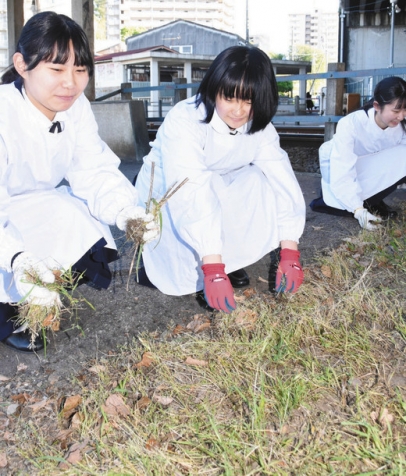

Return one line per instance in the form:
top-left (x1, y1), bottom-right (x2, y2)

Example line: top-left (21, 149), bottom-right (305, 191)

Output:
top-left (277, 81), bottom-right (293, 96)
top-left (121, 27), bottom-right (147, 42)
top-left (94, 0), bottom-right (107, 40)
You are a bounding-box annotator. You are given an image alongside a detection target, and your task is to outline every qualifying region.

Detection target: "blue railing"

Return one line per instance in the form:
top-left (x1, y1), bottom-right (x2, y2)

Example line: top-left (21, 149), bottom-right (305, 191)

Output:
top-left (96, 66), bottom-right (406, 125)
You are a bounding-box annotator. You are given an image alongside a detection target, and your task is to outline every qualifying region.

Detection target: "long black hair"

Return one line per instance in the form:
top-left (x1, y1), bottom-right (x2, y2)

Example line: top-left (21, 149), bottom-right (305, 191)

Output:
top-left (1, 11), bottom-right (93, 84)
top-left (195, 46), bottom-right (278, 134)
top-left (362, 76), bottom-right (406, 132)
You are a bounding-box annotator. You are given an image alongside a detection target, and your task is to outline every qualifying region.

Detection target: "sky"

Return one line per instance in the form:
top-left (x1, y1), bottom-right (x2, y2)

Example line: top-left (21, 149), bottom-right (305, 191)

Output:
top-left (234, 0), bottom-right (340, 54)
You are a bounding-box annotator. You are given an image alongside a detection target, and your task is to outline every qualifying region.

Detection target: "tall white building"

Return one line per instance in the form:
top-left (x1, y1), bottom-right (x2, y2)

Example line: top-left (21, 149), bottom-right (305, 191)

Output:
top-left (107, 0), bottom-right (235, 44)
top-left (288, 8), bottom-right (339, 63)
top-left (0, 0), bottom-right (8, 71)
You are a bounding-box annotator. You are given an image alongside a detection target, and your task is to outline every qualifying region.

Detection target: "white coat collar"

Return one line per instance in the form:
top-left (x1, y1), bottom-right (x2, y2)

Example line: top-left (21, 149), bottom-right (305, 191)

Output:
top-left (20, 86), bottom-right (67, 129)
top-left (210, 109), bottom-right (251, 135)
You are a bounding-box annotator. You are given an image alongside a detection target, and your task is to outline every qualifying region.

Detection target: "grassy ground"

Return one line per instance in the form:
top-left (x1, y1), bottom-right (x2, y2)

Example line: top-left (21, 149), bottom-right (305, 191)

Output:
top-left (2, 209), bottom-right (406, 475)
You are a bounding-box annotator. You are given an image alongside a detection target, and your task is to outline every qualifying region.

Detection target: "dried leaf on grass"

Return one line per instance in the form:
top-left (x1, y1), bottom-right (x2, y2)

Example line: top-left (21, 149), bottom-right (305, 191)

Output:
top-left (185, 356), bottom-right (208, 367)
top-left (186, 314), bottom-right (211, 333)
top-left (152, 395), bottom-right (174, 407)
top-left (234, 309), bottom-right (258, 330)
top-left (134, 351), bottom-right (154, 369)
top-left (370, 408), bottom-right (394, 429)
top-left (136, 396), bottom-right (152, 411)
top-left (102, 394), bottom-right (130, 417)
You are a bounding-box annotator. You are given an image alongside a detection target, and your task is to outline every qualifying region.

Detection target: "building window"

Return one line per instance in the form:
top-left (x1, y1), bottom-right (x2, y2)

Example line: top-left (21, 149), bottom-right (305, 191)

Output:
top-left (171, 45), bottom-right (193, 54)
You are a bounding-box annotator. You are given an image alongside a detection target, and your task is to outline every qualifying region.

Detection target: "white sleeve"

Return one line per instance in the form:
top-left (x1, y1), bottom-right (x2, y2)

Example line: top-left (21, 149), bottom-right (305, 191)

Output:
top-left (149, 108), bottom-right (223, 258)
top-left (0, 135), bottom-right (25, 270)
top-left (328, 116), bottom-right (364, 212)
top-left (65, 96), bottom-right (139, 225)
top-left (251, 125), bottom-right (306, 243)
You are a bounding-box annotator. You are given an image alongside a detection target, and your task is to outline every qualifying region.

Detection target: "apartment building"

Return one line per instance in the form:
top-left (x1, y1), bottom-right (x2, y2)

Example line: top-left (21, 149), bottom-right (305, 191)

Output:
top-left (107, 0), bottom-right (235, 43)
top-left (0, 0), bottom-right (7, 70)
top-left (288, 8), bottom-right (339, 63)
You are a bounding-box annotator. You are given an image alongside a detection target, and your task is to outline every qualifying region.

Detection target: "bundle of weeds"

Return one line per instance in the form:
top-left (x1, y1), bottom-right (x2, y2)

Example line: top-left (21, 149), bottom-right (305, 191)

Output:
top-left (12, 212), bottom-right (406, 474)
top-left (125, 161), bottom-right (188, 288)
top-left (16, 267), bottom-right (92, 348)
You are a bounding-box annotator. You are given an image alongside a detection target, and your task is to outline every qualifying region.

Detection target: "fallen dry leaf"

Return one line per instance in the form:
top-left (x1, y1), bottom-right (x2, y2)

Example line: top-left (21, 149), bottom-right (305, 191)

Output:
top-left (243, 288), bottom-right (256, 298)
top-left (28, 399), bottom-right (49, 412)
top-left (102, 394), bottom-right (130, 417)
top-left (88, 364), bottom-right (106, 374)
top-left (17, 363), bottom-right (27, 372)
top-left (11, 393), bottom-right (29, 404)
top-left (371, 408), bottom-right (394, 429)
top-left (152, 395), bottom-right (174, 406)
top-left (61, 395), bottom-right (82, 417)
top-left (0, 375), bottom-right (10, 382)
top-left (186, 314), bottom-right (211, 333)
top-left (234, 309), bottom-right (258, 330)
top-left (0, 452), bottom-right (7, 468)
top-left (172, 324), bottom-right (186, 335)
top-left (145, 437), bottom-right (160, 450)
top-left (321, 265), bottom-right (332, 278)
top-left (257, 276), bottom-right (268, 283)
top-left (185, 356), bottom-right (208, 367)
top-left (135, 351), bottom-right (154, 369)
top-left (235, 295), bottom-right (246, 302)
top-left (136, 396), bottom-right (152, 411)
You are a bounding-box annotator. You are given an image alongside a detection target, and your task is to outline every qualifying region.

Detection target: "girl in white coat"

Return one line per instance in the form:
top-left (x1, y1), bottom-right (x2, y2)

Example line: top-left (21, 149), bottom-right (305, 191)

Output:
top-left (310, 76), bottom-right (406, 230)
top-left (0, 12), bottom-right (158, 352)
top-left (135, 46), bottom-right (306, 313)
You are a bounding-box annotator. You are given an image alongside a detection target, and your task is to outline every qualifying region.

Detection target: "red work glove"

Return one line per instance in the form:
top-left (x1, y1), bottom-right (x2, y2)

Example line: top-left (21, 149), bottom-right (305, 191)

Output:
top-left (202, 263), bottom-right (236, 313)
top-left (275, 249), bottom-right (304, 294)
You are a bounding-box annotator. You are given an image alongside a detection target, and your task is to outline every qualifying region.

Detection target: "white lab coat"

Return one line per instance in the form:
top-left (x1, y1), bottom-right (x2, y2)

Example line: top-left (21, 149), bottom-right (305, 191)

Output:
top-left (135, 97), bottom-right (306, 296)
top-left (0, 83), bottom-right (138, 302)
top-left (320, 107), bottom-right (406, 212)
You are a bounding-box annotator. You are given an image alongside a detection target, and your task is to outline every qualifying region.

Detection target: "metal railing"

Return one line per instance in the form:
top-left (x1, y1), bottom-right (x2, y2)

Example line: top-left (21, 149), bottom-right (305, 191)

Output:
top-left (95, 66), bottom-right (406, 127)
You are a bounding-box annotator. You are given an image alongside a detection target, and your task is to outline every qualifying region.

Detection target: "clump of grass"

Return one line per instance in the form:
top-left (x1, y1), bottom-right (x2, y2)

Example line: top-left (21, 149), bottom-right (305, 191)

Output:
top-left (125, 161), bottom-right (188, 288)
top-left (16, 267), bottom-right (92, 348)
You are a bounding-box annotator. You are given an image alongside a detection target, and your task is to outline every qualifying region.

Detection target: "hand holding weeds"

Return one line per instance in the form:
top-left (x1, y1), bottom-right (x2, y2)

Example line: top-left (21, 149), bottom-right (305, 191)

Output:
top-left (275, 248), bottom-right (303, 294)
top-left (12, 252), bottom-right (61, 306)
top-left (116, 205), bottom-right (160, 243)
top-left (202, 263), bottom-right (236, 313)
top-left (354, 207), bottom-right (382, 231)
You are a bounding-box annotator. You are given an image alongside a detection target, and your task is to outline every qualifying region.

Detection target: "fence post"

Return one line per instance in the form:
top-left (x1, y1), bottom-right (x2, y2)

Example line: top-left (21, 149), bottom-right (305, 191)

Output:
top-left (121, 82), bottom-right (132, 101)
top-left (174, 78), bottom-right (187, 104)
top-left (324, 63), bottom-right (345, 141)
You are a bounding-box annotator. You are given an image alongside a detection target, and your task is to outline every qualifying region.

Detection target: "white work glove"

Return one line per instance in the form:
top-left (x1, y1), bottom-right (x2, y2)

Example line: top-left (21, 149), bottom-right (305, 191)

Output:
top-left (12, 252), bottom-right (61, 306)
top-left (116, 205), bottom-right (160, 243)
top-left (354, 207), bottom-right (382, 231)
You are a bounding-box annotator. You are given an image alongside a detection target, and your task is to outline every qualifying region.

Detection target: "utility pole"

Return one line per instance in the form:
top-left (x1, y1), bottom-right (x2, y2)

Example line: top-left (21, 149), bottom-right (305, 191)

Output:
top-left (245, 0), bottom-right (249, 44)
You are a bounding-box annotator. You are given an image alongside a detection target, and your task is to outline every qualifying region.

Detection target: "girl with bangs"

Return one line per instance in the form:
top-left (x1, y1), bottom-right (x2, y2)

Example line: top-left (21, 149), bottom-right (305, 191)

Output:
top-left (310, 76), bottom-right (406, 230)
top-left (0, 12), bottom-right (158, 352)
top-left (134, 45), bottom-right (306, 312)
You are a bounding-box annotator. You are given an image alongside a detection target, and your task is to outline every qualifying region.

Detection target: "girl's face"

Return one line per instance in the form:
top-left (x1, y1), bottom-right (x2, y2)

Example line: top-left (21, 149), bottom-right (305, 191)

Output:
top-left (13, 42), bottom-right (89, 121)
top-left (215, 94), bottom-right (252, 130)
top-left (373, 100), bottom-right (406, 129)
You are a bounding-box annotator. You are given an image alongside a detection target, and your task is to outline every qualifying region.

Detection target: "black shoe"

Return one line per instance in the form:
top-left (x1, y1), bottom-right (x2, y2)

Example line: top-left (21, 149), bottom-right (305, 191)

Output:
top-left (1, 330), bottom-right (45, 353)
top-left (364, 200), bottom-right (398, 219)
top-left (227, 269), bottom-right (250, 288)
